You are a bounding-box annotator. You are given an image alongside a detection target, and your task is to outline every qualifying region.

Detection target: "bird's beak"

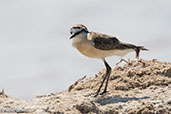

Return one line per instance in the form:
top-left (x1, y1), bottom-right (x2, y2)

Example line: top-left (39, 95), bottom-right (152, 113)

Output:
top-left (70, 33), bottom-right (76, 39)
top-left (70, 34), bottom-right (74, 39)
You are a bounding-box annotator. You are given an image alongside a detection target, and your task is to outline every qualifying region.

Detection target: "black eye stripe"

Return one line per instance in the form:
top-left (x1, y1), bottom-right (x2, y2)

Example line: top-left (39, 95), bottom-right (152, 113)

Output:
top-left (70, 27), bottom-right (81, 34)
top-left (73, 27), bottom-right (81, 29)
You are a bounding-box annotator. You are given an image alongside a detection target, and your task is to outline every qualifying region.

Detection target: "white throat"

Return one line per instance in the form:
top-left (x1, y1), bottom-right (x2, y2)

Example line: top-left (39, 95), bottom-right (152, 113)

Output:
top-left (72, 32), bottom-right (88, 45)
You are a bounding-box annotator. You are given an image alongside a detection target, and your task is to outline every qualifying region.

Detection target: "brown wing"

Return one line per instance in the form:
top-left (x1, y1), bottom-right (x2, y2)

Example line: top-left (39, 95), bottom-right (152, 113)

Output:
top-left (89, 32), bottom-right (120, 50)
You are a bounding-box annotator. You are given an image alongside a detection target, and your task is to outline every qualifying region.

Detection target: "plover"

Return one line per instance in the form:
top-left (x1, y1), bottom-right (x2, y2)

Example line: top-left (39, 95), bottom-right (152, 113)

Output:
top-left (70, 24), bottom-right (148, 97)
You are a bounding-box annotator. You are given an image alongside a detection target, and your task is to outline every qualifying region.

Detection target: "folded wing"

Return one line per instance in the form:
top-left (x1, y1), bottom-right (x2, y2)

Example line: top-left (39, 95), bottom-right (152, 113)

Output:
top-left (88, 32), bottom-right (120, 50)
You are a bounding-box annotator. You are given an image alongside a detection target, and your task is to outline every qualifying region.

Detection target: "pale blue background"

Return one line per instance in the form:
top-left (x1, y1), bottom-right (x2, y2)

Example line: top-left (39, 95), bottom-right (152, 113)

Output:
top-left (0, 0), bottom-right (171, 99)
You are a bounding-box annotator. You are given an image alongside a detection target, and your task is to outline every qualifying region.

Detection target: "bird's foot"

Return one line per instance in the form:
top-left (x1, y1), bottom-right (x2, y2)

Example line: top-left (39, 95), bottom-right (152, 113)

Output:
top-left (94, 94), bottom-right (98, 97)
top-left (94, 91), bottom-right (100, 97)
top-left (84, 92), bottom-right (97, 97)
top-left (100, 89), bottom-right (107, 96)
top-left (93, 91), bottom-right (107, 97)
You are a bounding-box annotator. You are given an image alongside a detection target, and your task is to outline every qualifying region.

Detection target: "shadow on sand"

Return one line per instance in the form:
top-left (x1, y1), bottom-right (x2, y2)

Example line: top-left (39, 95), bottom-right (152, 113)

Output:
top-left (94, 96), bottom-right (149, 105)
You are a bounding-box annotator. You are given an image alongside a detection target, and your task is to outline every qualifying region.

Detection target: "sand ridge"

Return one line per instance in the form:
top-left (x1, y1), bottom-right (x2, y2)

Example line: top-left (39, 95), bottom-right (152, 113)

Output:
top-left (0, 59), bottom-right (171, 114)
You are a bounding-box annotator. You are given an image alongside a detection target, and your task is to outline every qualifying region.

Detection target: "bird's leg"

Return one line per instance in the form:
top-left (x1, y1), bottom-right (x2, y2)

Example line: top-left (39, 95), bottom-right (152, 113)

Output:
top-left (116, 59), bottom-right (128, 65)
top-left (100, 60), bottom-right (111, 95)
top-left (94, 59), bottom-right (111, 97)
top-left (94, 71), bottom-right (107, 97)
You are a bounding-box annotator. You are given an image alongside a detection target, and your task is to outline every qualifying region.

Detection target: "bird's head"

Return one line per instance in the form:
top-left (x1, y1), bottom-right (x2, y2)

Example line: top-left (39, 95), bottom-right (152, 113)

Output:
top-left (70, 24), bottom-right (89, 39)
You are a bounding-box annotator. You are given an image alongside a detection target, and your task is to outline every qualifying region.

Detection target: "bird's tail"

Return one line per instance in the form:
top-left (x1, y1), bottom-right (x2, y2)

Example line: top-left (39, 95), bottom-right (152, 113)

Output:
top-left (120, 43), bottom-right (149, 58)
top-left (135, 46), bottom-right (149, 59)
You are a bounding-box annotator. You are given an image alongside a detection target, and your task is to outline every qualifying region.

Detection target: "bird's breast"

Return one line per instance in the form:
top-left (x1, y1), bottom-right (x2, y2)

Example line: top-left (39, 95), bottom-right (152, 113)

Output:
top-left (72, 39), bottom-right (97, 58)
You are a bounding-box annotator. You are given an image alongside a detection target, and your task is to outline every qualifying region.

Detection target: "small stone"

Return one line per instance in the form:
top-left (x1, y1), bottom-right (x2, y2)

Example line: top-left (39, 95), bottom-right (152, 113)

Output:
top-left (125, 94), bottom-right (128, 97)
top-left (119, 105), bottom-right (123, 109)
top-left (158, 104), bottom-right (163, 108)
top-left (167, 100), bottom-right (171, 105)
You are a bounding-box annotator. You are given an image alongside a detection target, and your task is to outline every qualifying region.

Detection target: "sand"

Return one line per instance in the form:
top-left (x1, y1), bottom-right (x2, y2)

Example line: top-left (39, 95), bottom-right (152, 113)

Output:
top-left (0, 59), bottom-right (171, 114)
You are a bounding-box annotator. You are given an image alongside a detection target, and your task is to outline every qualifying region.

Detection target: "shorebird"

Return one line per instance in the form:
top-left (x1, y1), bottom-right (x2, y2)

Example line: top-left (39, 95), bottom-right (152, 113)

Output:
top-left (70, 24), bottom-right (148, 97)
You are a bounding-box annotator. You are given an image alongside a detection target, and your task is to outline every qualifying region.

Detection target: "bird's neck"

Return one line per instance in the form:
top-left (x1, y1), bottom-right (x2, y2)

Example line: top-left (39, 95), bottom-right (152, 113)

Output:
top-left (72, 32), bottom-right (88, 47)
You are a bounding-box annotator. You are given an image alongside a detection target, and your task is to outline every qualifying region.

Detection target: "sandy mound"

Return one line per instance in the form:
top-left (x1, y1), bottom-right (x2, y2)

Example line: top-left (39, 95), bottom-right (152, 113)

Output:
top-left (0, 59), bottom-right (171, 114)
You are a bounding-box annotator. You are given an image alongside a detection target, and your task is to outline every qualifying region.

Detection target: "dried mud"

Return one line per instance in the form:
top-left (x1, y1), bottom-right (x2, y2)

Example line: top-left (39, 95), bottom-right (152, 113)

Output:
top-left (0, 59), bottom-right (171, 114)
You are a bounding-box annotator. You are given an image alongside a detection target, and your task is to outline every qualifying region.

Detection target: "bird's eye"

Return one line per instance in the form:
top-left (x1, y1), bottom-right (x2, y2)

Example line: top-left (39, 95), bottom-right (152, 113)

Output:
top-left (70, 31), bottom-right (73, 34)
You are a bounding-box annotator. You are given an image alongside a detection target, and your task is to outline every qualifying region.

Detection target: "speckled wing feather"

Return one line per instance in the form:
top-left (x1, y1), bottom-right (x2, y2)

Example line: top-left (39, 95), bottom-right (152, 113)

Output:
top-left (88, 32), bottom-right (120, 50)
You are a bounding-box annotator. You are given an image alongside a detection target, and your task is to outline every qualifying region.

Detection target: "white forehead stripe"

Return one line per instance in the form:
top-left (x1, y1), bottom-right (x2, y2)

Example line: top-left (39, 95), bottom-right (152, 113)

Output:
top-left (71, 28), bottom-right (81, 33)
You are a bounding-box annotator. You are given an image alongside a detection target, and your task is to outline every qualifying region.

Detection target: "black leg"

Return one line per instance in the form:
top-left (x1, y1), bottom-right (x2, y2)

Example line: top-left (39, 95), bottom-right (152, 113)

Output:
top-left (94, 59), bottom-right (111, 97)
top-left (100, 60), bottom-right (111, 95)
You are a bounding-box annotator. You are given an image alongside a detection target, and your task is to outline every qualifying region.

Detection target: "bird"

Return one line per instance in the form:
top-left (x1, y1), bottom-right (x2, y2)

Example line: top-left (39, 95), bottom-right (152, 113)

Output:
top-left (69, 24), bottom-right (148, 97)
